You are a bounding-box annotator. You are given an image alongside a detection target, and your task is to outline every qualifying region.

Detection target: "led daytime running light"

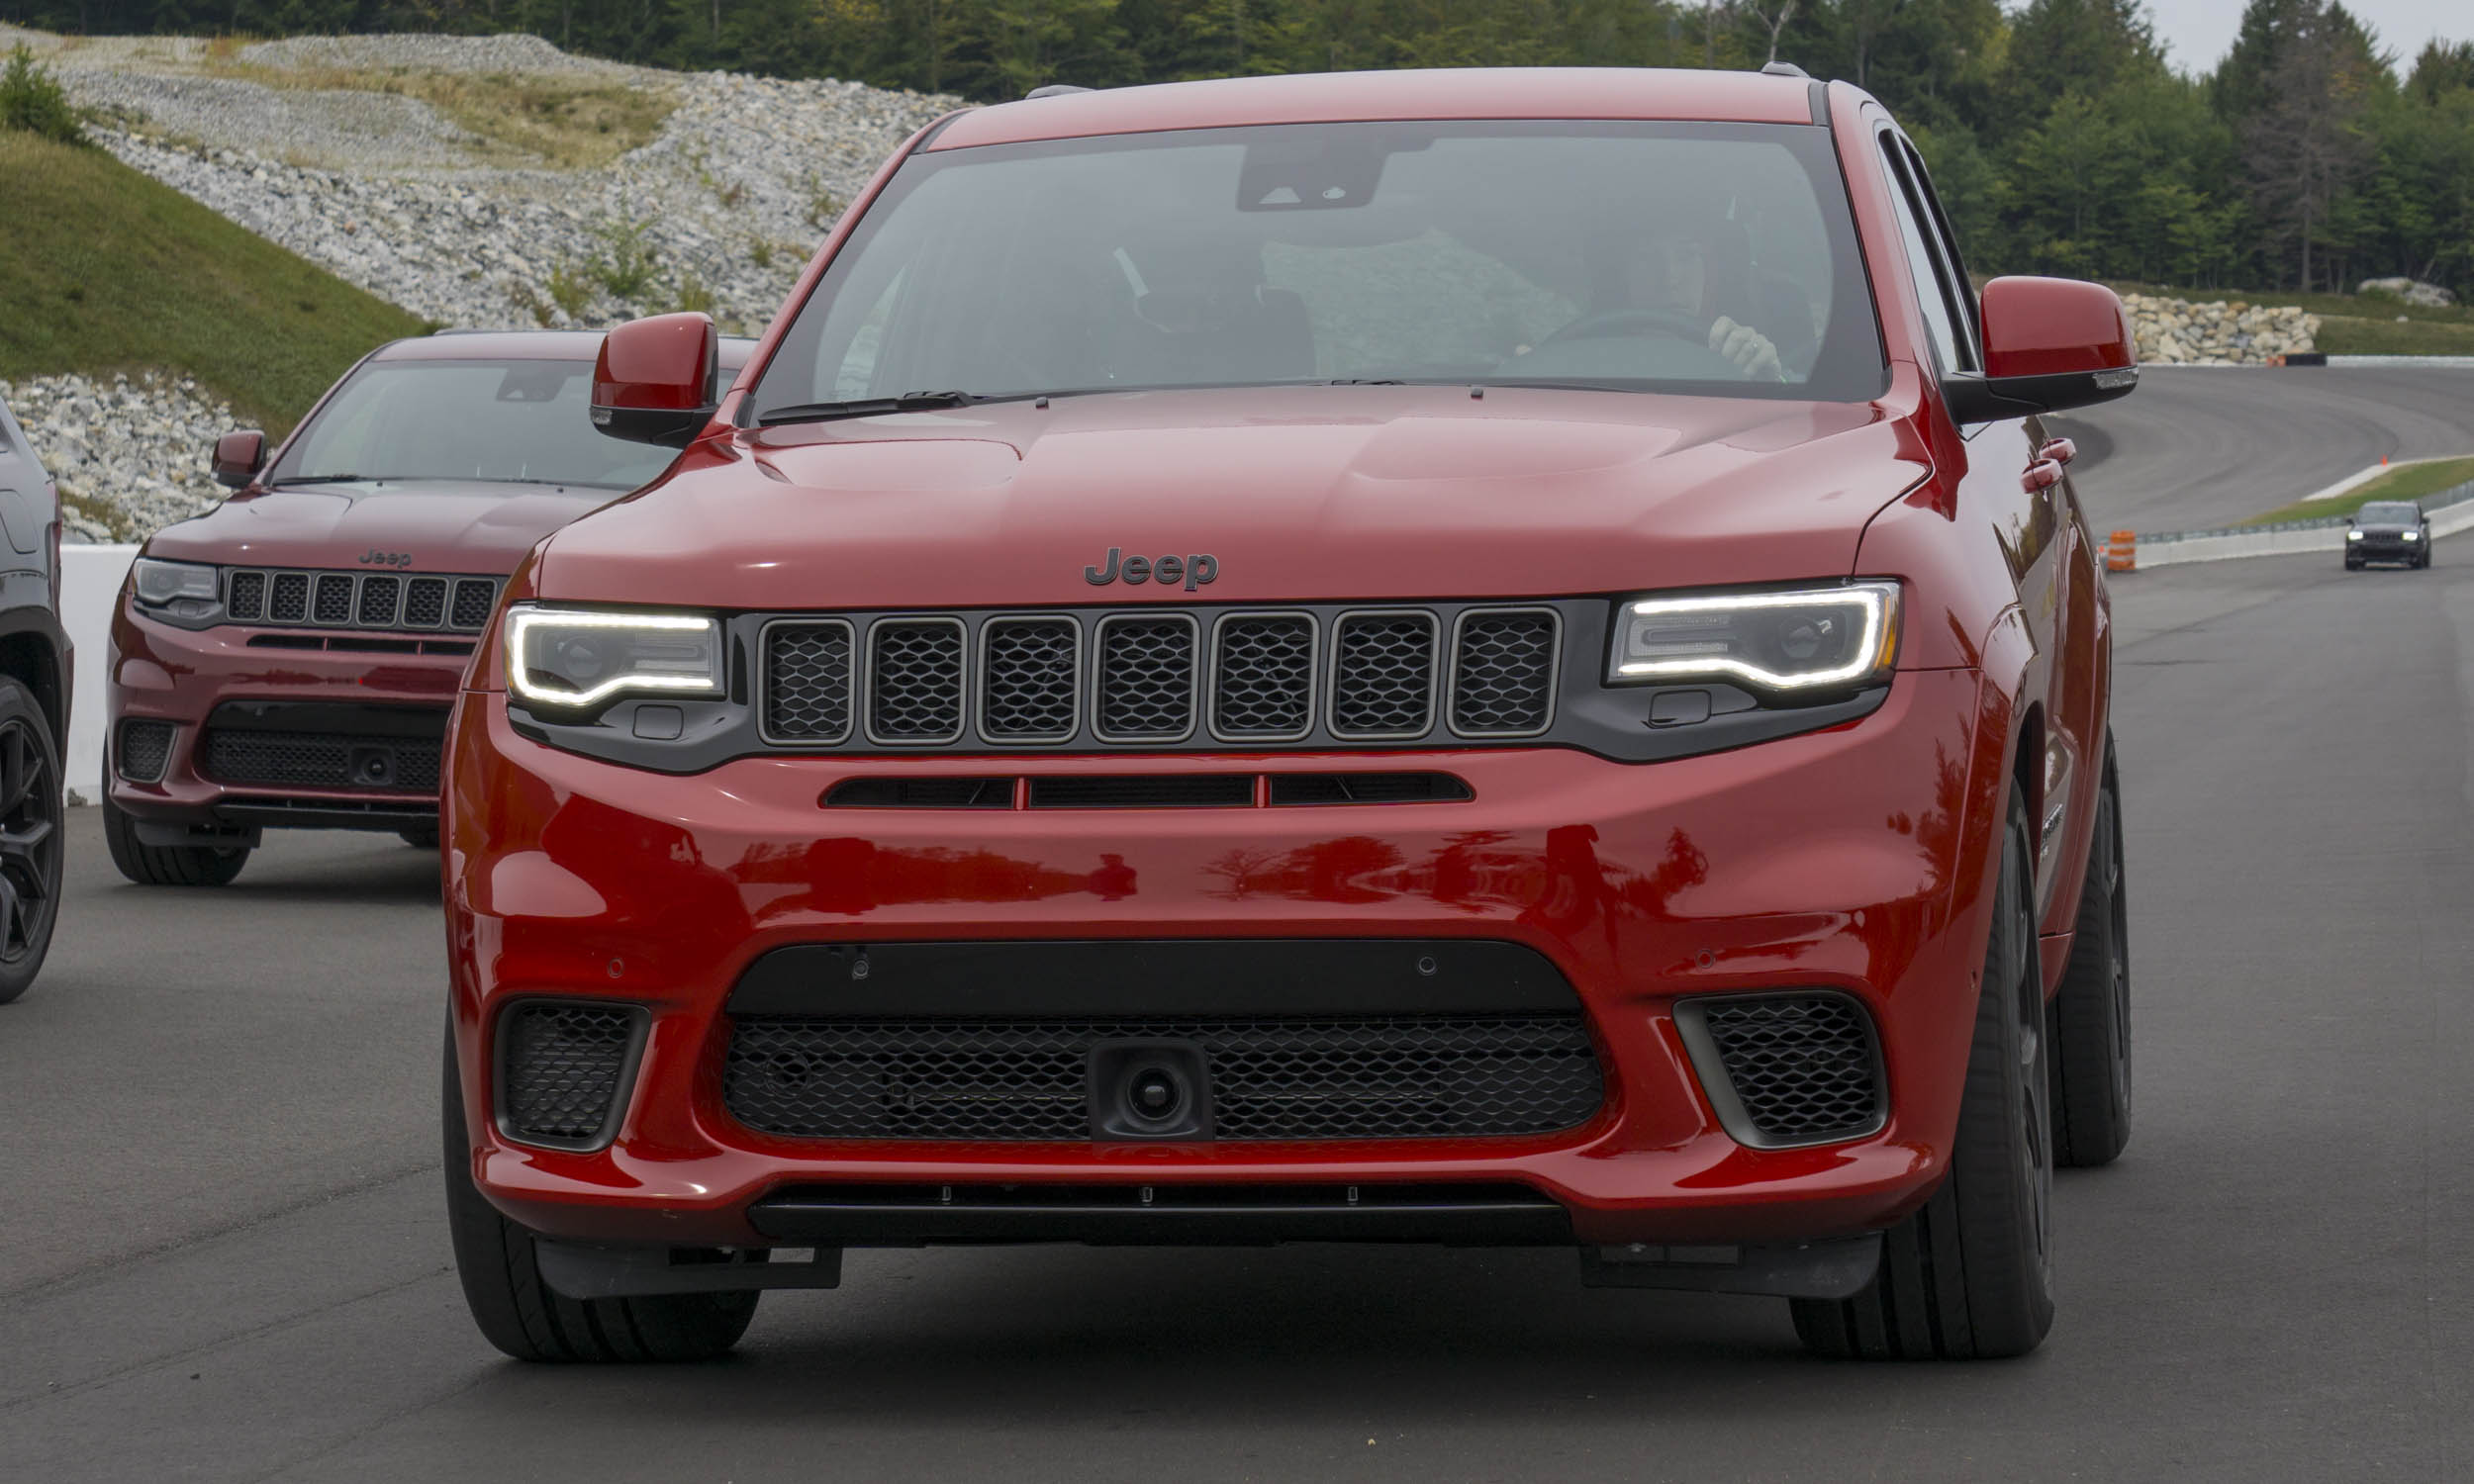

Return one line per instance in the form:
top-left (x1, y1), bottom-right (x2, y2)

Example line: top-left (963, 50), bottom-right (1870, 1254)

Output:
top-left (1613, 584), bottom-right (1897, 690)
top-left (506, 607), bottom-right (721, 707)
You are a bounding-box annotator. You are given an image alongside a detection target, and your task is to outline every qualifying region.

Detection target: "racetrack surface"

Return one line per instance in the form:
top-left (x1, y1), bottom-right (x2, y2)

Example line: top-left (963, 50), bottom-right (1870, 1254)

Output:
top-left (4, 540), bottom-right (2470, 1480)
top-left (2053, 363), bottom-right (2474, 531)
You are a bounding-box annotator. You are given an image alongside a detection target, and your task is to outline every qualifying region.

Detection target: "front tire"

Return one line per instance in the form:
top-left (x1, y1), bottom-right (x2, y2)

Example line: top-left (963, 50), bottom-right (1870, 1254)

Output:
top-left (102, 795), bottom-right (248, 886)
top-left (441, 1027), bottom-right (759, 1362)
top-left (399, 823), bottom-right (440, 850)
top-left (1792, 783), bottom-right (2055, 1359)
top-left (0, 681), bottom-right (65, 1005)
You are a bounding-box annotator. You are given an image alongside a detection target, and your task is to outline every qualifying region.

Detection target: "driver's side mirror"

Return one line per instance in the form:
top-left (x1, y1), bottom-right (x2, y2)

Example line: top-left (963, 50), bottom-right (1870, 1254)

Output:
top-left (1943, 277), bottom-right (2139, 424)
top-left (591, 313), bottom-right (719, 448)
top-left (211, 429), bottom-right (265, 488)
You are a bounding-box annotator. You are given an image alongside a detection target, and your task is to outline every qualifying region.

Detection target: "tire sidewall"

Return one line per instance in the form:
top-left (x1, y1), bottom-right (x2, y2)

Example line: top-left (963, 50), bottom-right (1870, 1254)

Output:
top-left (0, 679), bottom-right (62, 1003)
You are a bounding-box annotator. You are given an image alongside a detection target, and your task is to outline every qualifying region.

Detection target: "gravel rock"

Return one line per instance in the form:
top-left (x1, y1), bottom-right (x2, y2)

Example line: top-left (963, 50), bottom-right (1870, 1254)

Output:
top-left (2121, 294), bottom-right (2319, 365)
top-left (239, 32), bottom-right (642, 77)
top-left (0, 374), bottom-right (235, 543)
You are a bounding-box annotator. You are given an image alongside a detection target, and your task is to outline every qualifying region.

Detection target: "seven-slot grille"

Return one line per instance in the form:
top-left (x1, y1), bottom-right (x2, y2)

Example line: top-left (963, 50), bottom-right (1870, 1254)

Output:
top-left (224, 567), bottom-right (500, 633)
top-left (761, 604), bottom-right (1562, 751)
top-left (723, 1013), bottom-right (1605, 1142)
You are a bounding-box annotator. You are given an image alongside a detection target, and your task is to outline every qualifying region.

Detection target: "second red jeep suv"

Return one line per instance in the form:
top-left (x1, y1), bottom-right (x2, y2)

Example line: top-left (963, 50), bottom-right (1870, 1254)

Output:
top-left (106, 330), bottom-right (748, 884)
top-left (443, 67), bottom-right (2140, 1362)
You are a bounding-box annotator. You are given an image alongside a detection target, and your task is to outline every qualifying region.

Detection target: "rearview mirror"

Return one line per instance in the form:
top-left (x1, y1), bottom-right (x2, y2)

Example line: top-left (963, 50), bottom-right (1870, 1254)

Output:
top-left (591, 314), bottom-right (719, 448)
top-left (211, 429), bottom-right (265, 488)
top-left (1943, 277), bottom-right (2139, 424)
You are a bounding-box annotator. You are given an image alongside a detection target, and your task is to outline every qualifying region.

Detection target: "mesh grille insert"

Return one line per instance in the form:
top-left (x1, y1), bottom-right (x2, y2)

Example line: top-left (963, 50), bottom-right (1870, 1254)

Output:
top-left (1330, 612), bottom-right (1437, 738)
top-left (1095, 616), bottom-right (1196, 741)
top-left (202, 730), bottom-right (441, 792)
top-left (227, 571), bottom-right (266, 621)
top-left (724, 1013), bottom-right (1604, 1142)
top-left (1451, 610), bottom-right (1558, 735)
top-left (403, 577), bottom-right (447, 628)
top-left (765, 621), bottom-right (855, 742)
top-left (268, 573), bottom-right (310, 622)
top-left (356, 576), bottom-right (401, 626)
top-left (1694, 993), bottom-right (1883, 1146)
top-left (118, 719), bottom-right (174, 783)
top-left (1211, 614), bottom-right (1315, 739)
top-left (499, 1003), bottom-right (639, 1146)
top-left (981, 618), bottom-right (1079, 740)
top-left (869, 620), bottom-right (966, 743)
top-left (313, 574), bottom-right (354, 626)
top-left (451, 579), bottom-right (497, 630)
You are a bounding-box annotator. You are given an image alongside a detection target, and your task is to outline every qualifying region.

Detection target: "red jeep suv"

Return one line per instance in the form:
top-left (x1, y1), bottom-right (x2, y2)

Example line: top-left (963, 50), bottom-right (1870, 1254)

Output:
top-left (442, 68), bottom-right (2140, 1362)
top-left (105, 330), bottom-right (748, 884)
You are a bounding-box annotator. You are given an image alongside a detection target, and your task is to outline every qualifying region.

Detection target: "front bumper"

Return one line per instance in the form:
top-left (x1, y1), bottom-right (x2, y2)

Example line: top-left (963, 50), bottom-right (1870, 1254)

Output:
top-left (107, 603), bottom-right (468, 830)
top-left (445, 664), bottom-right (2011, 1250)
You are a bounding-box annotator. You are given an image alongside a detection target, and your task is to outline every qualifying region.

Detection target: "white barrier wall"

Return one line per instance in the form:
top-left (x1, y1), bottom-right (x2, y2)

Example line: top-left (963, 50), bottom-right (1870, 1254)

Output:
top-left (61, 544), bottom-right (139, 801)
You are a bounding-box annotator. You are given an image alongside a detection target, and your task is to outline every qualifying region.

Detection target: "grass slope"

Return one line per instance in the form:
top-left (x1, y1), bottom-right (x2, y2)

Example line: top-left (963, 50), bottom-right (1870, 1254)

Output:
top-left (0, 131), bottom-right (425, 434)
top-left (2242, 454), bottom-right (2474, 526)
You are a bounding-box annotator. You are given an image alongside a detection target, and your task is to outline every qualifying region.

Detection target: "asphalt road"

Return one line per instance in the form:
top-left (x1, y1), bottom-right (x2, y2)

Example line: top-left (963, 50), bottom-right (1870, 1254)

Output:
top-left (4, 535), bottom-right (2470, 1481)
top-left (2053, 362), bottom-right (2474, 530)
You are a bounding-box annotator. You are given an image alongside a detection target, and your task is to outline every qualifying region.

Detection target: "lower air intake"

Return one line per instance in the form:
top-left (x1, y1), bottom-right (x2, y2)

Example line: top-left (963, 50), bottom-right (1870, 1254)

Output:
top-left (496, 1003), bottom-right (643, 1149)
top-left (1677, 992), bottom-right (1885, 1149)
top-left (118, 719), bottom-right (174, 782)
top-left (724, 1013), bottom-right (1604, 1143)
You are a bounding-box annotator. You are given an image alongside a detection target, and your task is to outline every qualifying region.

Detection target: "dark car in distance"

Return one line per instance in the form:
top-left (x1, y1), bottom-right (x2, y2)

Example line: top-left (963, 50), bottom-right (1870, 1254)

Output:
top-left (443, 66), bottom-right (2143, 1364)
top-left (104, 330), bottom-right (750, 886)
top-left (0, 392), bottom-right (70, 1005)
top-left (2344, 500), bottom-right (2431, 569)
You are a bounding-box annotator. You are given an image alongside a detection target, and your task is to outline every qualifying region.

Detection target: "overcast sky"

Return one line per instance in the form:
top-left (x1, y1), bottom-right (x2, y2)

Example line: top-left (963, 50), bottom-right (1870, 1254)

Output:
top-left (2142, 0), bottom-right (2464, 74)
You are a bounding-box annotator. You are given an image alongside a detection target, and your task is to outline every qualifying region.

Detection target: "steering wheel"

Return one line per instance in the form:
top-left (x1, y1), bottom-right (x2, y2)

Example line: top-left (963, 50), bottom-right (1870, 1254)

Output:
top-left (1537, 306), bottom-right (1711, 349)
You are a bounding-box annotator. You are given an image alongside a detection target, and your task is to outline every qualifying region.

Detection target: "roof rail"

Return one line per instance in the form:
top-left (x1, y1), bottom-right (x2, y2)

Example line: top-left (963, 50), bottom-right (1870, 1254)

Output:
top-left (1023, 83), bottom-right (1092, 100)
top-left (1760, 60), bottom-right (1811, 79)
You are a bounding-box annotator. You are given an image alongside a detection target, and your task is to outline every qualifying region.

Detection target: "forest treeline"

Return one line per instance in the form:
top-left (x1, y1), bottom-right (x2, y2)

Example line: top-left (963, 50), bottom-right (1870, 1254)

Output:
top-left (6, 0), bottom-right (2470, 296)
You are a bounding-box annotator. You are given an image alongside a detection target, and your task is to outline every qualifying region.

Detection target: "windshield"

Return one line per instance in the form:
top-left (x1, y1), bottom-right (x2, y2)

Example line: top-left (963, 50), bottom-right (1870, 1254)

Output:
top-left (2357, 503), bottom-right (2420, 524)
top-left (269, 358), bottom-right (677, 491)
top-left (751, 121), bottom-right (1884, 419)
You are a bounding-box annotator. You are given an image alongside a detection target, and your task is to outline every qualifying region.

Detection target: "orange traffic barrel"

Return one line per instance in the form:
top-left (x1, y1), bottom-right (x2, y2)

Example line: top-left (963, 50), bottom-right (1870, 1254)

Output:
top-left (2105, 530), bottom-right (2137, 572)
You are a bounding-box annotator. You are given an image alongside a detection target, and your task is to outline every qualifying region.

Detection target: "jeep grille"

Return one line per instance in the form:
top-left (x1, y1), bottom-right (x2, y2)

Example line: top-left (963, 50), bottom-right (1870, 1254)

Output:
top-left (223, 567), bottom-right (501, 634)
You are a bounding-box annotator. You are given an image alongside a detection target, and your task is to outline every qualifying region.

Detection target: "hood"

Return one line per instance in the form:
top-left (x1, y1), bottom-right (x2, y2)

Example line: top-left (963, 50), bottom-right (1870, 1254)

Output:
top-left (534, 386), bottom-right (1928, 608)
top-left (145, 480), bottom-right (616, 575)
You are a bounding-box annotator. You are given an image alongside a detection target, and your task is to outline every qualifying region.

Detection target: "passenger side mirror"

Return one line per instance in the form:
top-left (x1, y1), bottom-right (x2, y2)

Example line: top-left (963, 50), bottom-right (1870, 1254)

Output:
top-left (1943, 277), bottom-right (2139, 424)
top-left (591, 313), bottom-right (720, 448)
top-left (211, 429), bottom-right (265, 489)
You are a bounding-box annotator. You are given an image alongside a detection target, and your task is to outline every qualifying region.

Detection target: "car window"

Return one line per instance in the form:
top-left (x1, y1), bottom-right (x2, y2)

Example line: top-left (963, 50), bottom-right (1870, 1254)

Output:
top-left (267, 359), bottom-right (678, 491)
top-left (1876, 136), bottom-right (1969, 375)
top-left (1896, 139), bottom-right (1980, 367)
top-left (2357, 503), bottom-right (2420, 522)
top-left (757, 121), bottom-right (1886, 411)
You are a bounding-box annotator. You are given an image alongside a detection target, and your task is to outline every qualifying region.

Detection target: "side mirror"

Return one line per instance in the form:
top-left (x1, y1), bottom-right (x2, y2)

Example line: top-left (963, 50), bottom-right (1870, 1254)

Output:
top-left (1943, 276), bottom-right (2139, 424)
top-left (211, 429), bottom-right (265, 488)
top-left (591, 313), bottom-right (719, 448)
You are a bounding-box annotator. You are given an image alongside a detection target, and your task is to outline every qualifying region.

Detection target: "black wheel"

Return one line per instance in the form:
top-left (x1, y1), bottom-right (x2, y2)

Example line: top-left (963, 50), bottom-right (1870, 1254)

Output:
top-left (400, 824), bottom-right (440, 850)
top-left (1792, 783), bottom-right (2054, 1359)
top-left (2050, 742), bottom-right (2131, 1166)
top-left (0, 681), bottom-right (64, 1006)
top-left (442, 1026), bottom-right (759, 1362)
top-left (2344, 558), bottom-right (2362, 570)
top-left (101, 794), bottom-right (248, 886)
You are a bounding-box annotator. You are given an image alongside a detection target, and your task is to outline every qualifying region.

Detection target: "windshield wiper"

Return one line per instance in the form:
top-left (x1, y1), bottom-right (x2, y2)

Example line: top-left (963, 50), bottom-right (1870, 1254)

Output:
top-left (267, 474), bottom-right (376, 487)
top-left (756, 391), bottom-right (982, 426)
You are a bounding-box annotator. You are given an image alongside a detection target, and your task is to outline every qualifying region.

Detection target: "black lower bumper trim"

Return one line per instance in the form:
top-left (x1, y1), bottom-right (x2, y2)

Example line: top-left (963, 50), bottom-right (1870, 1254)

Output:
top-left (747, 1181), bottom-right (1575, 1247)
top-left (213, 797), bottom-right (438, 832)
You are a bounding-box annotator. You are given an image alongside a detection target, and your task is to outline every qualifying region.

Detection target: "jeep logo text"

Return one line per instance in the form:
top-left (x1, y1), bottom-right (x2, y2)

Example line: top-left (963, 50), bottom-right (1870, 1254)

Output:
top-left (1084, 549), bottom-right (1218, 592)
top-left (357, 549), bottom-right (414, 568)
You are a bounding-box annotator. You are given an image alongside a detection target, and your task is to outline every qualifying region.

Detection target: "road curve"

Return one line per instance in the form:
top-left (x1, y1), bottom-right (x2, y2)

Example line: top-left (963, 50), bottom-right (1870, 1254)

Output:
top-left (2053, 364), bottom-right (2474, 532)
top-left (3, 538), bottom-right (2470, 1481)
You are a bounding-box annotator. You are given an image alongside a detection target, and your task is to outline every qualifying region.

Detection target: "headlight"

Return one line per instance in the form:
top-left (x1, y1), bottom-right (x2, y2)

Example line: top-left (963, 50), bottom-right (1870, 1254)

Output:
top-left (506, 606), bottom-right (723, 709)
top-left (1608, 582), bottom-right (1899, 692)
top-left (2402, 530), bottom-right (2420, 540)
top-left (132, 558), bottom-right (223, 620)
top-left (2347, 530), bottom-right (2364, 540)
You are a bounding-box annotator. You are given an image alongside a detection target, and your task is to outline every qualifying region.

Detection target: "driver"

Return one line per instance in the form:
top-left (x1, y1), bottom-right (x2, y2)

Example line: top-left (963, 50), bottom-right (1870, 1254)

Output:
top-left (1617, 223), bottom-right (1784, 382)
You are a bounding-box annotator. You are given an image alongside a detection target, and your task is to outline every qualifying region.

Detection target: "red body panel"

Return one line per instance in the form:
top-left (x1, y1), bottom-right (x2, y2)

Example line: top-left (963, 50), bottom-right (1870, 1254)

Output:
top-left (440, 71), bottom-right (2115, 1248)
